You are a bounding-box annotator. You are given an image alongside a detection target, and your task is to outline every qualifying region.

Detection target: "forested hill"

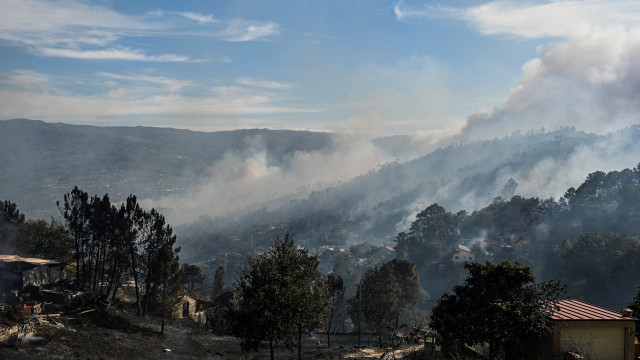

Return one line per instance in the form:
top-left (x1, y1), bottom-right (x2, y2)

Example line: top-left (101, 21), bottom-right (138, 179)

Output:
top-left (0, 119), bottom-right (334, 218)
top-left (177, 125), bottom-right (640, 262)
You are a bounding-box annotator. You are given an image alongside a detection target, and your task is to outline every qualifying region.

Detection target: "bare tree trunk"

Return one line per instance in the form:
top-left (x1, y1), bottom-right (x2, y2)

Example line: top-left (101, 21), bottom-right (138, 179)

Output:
top-left (129, 243), bottom-right (141, 315)
top-left (160, 283), bottom-right (166, 334)
top-left (297, 324), bottom-right (302, 360)
top-left (270, 338), bottom-right (275, 360)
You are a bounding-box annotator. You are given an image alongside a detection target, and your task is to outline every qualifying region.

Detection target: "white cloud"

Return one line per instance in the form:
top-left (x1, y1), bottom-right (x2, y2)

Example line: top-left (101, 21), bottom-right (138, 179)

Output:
top-left (393, 1), bottom-right (461, 22)
top-left (39, 47), bottom-right (190, 62)
top-left (395, 0), bottom-right (640, 39)
top-left (463, 1), bottom-right (640, 39)
top-left (393, 1), bottom-right (640, 140)
top-left (236, 78), bottom-right (297, 90)
top-left (0, 69), bottom-right (320, 127)
top-left (219, 19), bottom-right (280, 41)
top-left (0, 70), bottom-right (50, 92)
top-left (178, 11), bottom-right (217, 24)
top-left (0, 0), bottom-right (280, 62)
top-left (97, 73), bottom-right (195, 93)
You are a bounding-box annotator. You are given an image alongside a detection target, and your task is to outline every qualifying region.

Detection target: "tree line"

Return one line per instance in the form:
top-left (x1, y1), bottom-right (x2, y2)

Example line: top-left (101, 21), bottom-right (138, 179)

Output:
top-left (1, 187), bottom-right (182, 333)
top-left (393, 164), bottom-right (640, 309)
top-left (225, 232), bottom-right (420, 360)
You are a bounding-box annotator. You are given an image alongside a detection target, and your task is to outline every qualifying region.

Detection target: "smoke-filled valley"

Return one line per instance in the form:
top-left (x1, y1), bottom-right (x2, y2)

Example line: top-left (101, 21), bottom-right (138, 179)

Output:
top-left (3, 118), bottom-right (640, 311)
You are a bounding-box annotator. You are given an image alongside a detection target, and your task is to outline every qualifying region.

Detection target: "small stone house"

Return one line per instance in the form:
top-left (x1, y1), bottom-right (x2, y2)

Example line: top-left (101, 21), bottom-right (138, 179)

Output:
top-left (172, 295), bottom-right (197, 319)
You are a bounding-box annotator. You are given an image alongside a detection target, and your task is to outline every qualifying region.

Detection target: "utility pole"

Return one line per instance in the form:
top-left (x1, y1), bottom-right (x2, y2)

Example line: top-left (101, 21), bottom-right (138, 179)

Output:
top-left (357, 283), bottom-right (362, 348)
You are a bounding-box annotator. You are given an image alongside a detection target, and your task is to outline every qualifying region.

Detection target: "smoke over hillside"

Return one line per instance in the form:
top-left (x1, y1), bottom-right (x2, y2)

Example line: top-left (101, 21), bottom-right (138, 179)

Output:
top-left (154, 25), bottom-right (640, 245)
top-left (459, 26), bottom-right (640, 140)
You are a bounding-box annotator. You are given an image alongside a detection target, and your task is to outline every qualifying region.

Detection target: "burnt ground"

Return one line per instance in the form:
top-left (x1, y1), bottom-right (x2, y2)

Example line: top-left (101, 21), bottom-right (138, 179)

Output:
top-left (0, 303), bottom-right (436, 360)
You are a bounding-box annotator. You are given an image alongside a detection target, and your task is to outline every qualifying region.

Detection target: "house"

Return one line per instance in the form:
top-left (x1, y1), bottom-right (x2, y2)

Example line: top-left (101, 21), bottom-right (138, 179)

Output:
top-left (172, 295), bottom-right (196, 320)
top-left (450, 245), bottom-right (474, 263)
top-left (512, 239), bottom-right (533, 254)
top-left (0, 255), bottom-right (66, 292)
top-left (525, 299), bottom-right (636, 360)
top-left (171, 295), bottom-right (207, 324)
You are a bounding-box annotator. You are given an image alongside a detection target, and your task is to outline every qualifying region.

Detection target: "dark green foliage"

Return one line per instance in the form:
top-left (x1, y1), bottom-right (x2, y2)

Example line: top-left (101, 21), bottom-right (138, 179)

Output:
top-left (180, 263), bottom-right (208, 298)
top-left (395, 204), bottom-right (466, 268)
top-left (430, 261), bottom-right (566, 358)
top-left (1, 200), bottom-right (73, 262)
top-left (552, 232), bottom-right (640, 304)
top-left (324, 273), bottom-right (345, 348)
top-left (627, 287), bottom-right (640, 337)
top-left (227, 232), bottom-right (328, 360)
top-left (347, 259), bottom-right (420, 344)
top-left (211, 265), bottom-right (226, 300)
top-left (20, 219), bottom-right (73, 263)
top-left (381, 259), bottom-right (420, 316)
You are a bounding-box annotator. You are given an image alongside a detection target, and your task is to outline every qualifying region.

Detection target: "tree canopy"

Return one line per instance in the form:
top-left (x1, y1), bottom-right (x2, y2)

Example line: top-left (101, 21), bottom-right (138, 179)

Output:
top-left (227, 232), bottom-right (327, 360)
top-left (430, 260), bottom-right (565, 358)
top-left (347, 258), bottom-right (420, 344)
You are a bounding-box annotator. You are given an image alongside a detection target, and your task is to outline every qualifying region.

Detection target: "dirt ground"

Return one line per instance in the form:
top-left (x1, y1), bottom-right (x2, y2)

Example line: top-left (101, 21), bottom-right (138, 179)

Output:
top-left (0, 303), bottom-right (434, 360)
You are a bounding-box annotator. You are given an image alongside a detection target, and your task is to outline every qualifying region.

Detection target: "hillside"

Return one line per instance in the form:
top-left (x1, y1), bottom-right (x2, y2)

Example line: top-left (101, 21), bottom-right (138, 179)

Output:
top-left (0, 119), bottom-right (334, 219)
top-left (176, 126), bottom-right (640, 262)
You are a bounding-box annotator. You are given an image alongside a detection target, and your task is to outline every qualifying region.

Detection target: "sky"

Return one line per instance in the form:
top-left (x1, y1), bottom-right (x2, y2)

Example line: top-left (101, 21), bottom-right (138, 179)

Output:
top-left (1, 0), bottom-right (640, 138)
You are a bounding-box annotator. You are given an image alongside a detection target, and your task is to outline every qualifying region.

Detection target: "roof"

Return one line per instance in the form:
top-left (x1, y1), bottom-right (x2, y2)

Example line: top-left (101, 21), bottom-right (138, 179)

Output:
top-left (456, 244), bottom-right (472, 253)
top-left (0, 254), bottom-right (63, 265)
top-left (550, 299), bottom-right (634, 321)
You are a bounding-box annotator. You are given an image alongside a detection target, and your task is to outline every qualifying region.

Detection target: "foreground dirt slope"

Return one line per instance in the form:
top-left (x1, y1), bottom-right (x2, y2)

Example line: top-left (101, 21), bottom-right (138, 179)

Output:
top-left (0, 304), bottom-right (427, 359)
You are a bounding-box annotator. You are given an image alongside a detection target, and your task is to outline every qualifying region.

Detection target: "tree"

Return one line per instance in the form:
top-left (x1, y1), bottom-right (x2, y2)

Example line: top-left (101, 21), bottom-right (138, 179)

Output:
top-left (0, 200), bottom-right (26, 252)
top-left (627, 287), bottom-right (640, 337)
top-left (227, 232), bottom-right (328, 360)
top-left (212, 265), bottom-right (226, 300)
top-left (347, 264), bottom-right (402, 345)
top-left (57, 187), bottom-right (90, 288)
top-left (180, 263), bottom-right (208, 298)
top-left (324, 273), bottom-right (345, 348)
top-left (156, 243), bottom-right (181, 334)
top-left (20, 218), bottom-right (73, 263)
top-left (381, 259), bottom-right (419, 328)
top-left (430, 260), bottom-right (565, 359)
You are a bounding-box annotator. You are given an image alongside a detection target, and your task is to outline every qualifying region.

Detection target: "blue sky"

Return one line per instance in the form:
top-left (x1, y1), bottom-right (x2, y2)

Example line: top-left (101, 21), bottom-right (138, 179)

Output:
top-left (2, 0), bottom-right (640, 137)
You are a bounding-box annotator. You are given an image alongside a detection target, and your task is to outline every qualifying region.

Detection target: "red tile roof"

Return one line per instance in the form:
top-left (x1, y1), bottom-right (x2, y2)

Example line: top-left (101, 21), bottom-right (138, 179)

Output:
top-left (550, 299), bottom-right (633, 321)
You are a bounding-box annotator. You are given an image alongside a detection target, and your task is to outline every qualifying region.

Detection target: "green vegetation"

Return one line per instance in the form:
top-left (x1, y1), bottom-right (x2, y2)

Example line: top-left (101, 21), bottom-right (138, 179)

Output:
top-left (227, 232), bottom-right (328, 360)
top-left (430, 261), bottom-right (565, 358)
top-left (347, 259), bottom-right (420, 345)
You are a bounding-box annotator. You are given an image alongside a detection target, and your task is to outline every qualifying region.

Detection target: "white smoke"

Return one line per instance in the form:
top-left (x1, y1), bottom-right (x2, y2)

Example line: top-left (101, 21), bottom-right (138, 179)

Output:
top-left (151, 134), bottom-right (395, 225)
top-left (459, 25), bottom-right (640, 140)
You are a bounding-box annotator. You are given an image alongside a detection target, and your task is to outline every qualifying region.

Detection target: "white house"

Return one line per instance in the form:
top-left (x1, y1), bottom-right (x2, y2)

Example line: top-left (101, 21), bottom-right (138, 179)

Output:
top-left (451, 245), bottom-right (474, 263)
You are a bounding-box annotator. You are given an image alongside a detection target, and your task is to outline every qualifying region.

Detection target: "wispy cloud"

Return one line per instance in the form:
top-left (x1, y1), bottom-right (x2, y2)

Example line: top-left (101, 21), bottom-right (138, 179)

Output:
top-left (178, 11), bottom-right (217, 24)
top-left (39, 47), bottom-right (190, 62)
top-left (218, 19), bottom-right (280, 42)
top-left (97, 73), bottom-right (195, 93)
top-left (237, 78), bottom-right (297, 90)
top-left (0, 0), bottom-right (280, 62)
top-left (0, 69), bottom-right (320, 127)
top-left (393, 1), bottom-right (461, 22)
top-left (0, 69), bottom-right (50, 92)
top-left (394, 0), bottom-right (640, 39)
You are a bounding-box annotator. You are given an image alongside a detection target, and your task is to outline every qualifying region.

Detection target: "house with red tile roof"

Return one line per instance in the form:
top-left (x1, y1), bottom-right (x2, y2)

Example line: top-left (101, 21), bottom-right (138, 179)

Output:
top-left (525, 299), bottom-right (636, 360)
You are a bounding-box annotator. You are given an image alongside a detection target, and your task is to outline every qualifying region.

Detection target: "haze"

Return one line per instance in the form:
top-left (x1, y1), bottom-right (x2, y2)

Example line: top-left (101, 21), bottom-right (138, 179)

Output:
top-left (2, 0), bottom-right (640, 226)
